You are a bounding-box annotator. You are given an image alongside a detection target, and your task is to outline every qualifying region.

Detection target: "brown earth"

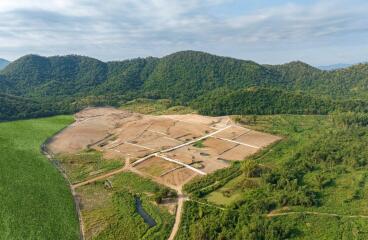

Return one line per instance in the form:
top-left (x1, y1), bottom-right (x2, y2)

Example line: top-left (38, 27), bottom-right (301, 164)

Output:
top-left (234, 131), bottom-right (282, 147)
top-left (220, 145), bottom-right (259, 161)
top-left (135, 156), bottom-right (180, 177)
top-left (49, 107), bottom-right (280, 189)
top-left (212, 125), bottom-right (251, 139)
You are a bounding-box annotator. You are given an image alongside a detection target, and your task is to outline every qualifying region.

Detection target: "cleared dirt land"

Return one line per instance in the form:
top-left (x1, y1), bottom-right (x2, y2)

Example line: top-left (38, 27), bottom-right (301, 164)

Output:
top-left (48, 107), bottom-right (280, 190)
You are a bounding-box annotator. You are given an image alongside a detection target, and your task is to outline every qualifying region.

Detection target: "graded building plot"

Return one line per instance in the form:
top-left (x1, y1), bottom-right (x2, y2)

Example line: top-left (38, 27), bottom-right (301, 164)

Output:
top-left (199, 157), bottom-right (229, 173)
top-left (165, 145), bottom-right (229, 173)
top-left (110, 143), bottom-right (153, 161)
top-left (234, 130), bottom-right (281, 147)
top-left (202, 137), bottom-right (237, 155)
top-left (140, 136), bottom-right (181, 150)
top-left (220, 145), bottom-right (259, 161)
top-left (167, 121), bottom-right (214, 141)
top-left (165, 146), bottom-right (200, 165)
top-left (163, 114), bottom-right (230, 127)
top-left (135, 156), bottom-right (180, 177)
top-left (161, 168), bottom-right (199, 187)
top-left (148, 118), bottom-right (177, 134)
top-left (112, 118), bottom-right (153, 143)
top-left (213, 125), bottom-right (251, 140)
top-left (132, 131), bottom-right (180, 150)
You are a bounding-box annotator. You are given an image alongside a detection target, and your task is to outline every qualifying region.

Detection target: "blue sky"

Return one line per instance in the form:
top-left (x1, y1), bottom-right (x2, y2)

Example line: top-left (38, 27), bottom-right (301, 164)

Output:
top-left (0, 0), bottom-right (367, 65)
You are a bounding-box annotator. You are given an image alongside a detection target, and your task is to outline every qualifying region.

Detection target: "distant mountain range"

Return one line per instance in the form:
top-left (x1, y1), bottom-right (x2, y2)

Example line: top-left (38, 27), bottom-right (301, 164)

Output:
top-left (318, 63), bottom-right (353, 71)
top-left (0, 58), bottom-right (9, 70)
top-left (0, 51), bottom-right (367, 120)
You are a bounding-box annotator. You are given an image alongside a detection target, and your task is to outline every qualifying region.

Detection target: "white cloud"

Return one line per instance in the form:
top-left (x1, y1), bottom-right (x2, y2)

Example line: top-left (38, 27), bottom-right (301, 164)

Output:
top-left (0, 0), bottom-right (367, 64)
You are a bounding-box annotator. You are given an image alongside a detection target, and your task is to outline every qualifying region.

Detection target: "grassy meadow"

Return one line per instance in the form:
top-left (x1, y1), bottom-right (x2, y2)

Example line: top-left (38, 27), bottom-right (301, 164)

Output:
top-left (0, 116), bottom-right (80, 240)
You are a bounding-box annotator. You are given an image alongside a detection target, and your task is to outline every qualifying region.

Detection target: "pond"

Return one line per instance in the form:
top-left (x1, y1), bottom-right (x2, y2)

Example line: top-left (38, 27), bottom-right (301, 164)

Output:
top-left (134, 197), bottom-right (157, 227)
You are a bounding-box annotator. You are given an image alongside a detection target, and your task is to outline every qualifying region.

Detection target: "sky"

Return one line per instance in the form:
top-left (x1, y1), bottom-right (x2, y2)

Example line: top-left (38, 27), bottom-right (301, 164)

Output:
top-left (0, 0), bottom-right (367, 65)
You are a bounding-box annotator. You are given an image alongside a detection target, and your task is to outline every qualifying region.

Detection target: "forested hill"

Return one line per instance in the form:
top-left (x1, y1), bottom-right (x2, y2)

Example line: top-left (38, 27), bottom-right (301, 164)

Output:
top-left (0, 51), bottom-right (367, 120)
top-left (191, 88), bottom-right (368, 116)
top-left (0, 58), bottom-right (9, 70)
top-left (267, 61), bottom-right (368, 99)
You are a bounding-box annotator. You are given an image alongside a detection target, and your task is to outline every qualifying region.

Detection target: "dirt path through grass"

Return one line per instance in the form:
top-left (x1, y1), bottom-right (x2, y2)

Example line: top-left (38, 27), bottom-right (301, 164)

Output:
top-left (267, 211), bottom-right (368, 218)
top-left (168, 190), bottom-right (186, 240)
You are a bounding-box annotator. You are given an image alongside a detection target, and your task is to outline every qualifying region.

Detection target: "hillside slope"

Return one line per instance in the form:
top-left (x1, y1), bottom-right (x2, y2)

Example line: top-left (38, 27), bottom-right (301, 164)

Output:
top-left (0, 51), bottom-right (367, 120)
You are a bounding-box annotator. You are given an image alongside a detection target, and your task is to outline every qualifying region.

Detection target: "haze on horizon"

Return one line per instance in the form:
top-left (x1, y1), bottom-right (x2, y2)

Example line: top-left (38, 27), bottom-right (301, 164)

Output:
top-left (0, 0), bottom-right (367, 65)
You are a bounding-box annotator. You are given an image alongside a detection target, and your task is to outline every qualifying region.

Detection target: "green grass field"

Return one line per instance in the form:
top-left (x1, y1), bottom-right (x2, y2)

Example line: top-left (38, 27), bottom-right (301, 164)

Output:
top-left (0, 116), bottom-right (80, 240)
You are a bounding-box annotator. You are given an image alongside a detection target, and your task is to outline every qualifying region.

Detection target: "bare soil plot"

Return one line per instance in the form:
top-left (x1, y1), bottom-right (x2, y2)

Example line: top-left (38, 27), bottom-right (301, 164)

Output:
top-left (166, 121), bottom-right (214, 141)
top-left (164, 114), bottom-right (230, 128)
top-left (165, 145), bottom-right (229, 173)
top-left (220, 145), bottom-right (259, 161)
top-left (234, 131), bottom-right (281, 147)
top-left (213, 125), bottom-right (251, 140)
top-left (48, 107), bottom-right (137, 154)
top-left (161, 168), bottom-right (198, 187)
top-left (111, 117), bottom-right (153, 143)
top-left (202, 137), bottom-right (237, 155)
top-left (148, 117), bottom-right (176, 134)
top-left (136, 156), bottom-right (180, 177)
top-left (133, 131), bottom-right (180, 150)
top-left (108, 143), bottom-right (153, 161)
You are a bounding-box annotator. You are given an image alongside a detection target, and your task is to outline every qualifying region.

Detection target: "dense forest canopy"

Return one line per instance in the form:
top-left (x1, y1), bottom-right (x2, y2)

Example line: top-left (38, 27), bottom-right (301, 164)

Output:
top-left (0, 51), bottom-right (367, 120)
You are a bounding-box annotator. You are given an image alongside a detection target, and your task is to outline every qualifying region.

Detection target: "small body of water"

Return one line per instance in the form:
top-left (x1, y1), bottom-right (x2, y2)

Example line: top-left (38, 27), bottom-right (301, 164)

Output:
top-left (135, 197), bottom-right (156, 227)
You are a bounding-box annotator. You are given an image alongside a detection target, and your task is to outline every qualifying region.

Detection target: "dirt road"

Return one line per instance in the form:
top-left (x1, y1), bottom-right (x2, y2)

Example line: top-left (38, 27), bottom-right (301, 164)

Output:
top-left (267, 211), bottom-right (368, 218)
top-left (168, 191), bottom-right (187, 240)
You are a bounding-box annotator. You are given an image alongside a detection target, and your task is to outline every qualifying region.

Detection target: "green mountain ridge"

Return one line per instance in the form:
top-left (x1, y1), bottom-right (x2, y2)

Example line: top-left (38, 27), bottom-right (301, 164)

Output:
top-left (0, 50), bottom-right (367, 120)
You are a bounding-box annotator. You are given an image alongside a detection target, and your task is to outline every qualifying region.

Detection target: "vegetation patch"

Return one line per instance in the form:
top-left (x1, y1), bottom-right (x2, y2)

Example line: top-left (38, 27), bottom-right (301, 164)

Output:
top-left (179, 113), bottom-right (368, 239)
top-left (0, 116), bottom-right (79, 239)
top-left (77, 172), bottom-right (175, 240)
top-left (57, 149), bottom-right (124, 184)
top-left (120, 98), bottom-right (195, 115)
top-left (193, 139), bottom-right (205, 148)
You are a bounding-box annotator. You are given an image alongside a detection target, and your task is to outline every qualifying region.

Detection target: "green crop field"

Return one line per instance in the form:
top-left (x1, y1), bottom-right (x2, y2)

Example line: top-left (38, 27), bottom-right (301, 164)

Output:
top-left (0, 116), bottom-right (80, 240)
